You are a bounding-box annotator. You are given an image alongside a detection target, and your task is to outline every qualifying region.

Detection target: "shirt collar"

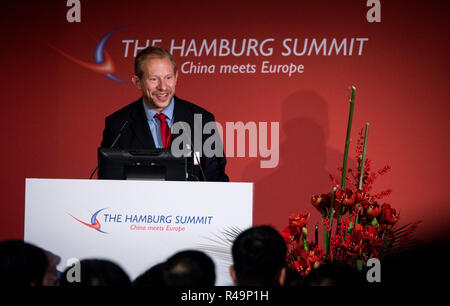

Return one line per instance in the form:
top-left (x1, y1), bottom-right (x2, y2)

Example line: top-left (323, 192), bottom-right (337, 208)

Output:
top-left (142, 97), bottom-right (175, 122)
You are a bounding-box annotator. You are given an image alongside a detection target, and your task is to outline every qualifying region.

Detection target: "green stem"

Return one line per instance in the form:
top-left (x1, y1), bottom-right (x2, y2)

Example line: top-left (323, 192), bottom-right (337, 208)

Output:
top-left (355, 206), bottom-right (360, 226)
top-left (302, 237), bottom-right (309, 251)
top-left (341, 86), bottom-right (356, 190)
top-left (358, 123), bottom-right (370, 190)
top-left (327, 187), bottom-right (336, 256)
top-left (323, 228), bottom-right (329, 256)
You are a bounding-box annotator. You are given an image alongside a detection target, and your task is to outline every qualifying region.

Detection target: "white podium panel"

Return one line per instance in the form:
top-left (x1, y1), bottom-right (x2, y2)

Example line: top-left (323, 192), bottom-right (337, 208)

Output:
top-left (25, 179), bottom-right (253, 285)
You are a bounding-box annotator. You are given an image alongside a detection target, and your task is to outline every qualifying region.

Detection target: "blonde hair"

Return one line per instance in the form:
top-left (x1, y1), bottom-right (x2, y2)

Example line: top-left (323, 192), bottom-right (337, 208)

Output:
top-left (134, 46), bottom-right (177, 78)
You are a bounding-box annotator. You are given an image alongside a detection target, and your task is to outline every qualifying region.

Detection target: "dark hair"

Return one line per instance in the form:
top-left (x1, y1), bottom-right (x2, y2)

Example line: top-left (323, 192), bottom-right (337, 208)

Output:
top-left (59, 259), bottom-right (131, 287)
top-left (163, 250), bottom-right (216, 286)
top-left (232, 225), bottom-right (287, 286)
top-left (132, 262), bottom-right (166, 287)
top-left (134, 46), bottom-right (177, 78)
top-left (0, 240), bottom-right (48, 286)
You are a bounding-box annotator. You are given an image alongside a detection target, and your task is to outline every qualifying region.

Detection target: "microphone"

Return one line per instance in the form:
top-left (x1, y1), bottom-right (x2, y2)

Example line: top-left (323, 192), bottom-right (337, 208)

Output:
top-left (186, 143), bottom-right (206, 182)
top-left (184, 143), bottom-right (197, 181)
top-left (194, 151), bottom-right (206, 182)
top-left (89, 120), bottom-right (129, 179)
top-left (110, 120), bottom-right (129, 148)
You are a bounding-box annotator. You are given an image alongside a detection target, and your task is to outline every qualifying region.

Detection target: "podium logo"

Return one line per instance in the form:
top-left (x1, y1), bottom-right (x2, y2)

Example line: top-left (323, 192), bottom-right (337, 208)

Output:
top-left (51, 29), bottom-right (126, 84)
top-left (69, 208), bottom-right (108, 234)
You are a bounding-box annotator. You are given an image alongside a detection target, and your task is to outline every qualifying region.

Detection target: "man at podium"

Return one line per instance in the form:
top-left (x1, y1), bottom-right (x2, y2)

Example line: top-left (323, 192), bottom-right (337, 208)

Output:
top-left (100, 46), bottom-right (229, 182)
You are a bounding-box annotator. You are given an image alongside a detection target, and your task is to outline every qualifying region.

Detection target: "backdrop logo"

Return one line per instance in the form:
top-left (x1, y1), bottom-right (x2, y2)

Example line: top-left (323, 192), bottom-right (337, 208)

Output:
top-left (51, 29), bottom-right (126, 83)
top-left (69, 208), bottom-right (108, 234)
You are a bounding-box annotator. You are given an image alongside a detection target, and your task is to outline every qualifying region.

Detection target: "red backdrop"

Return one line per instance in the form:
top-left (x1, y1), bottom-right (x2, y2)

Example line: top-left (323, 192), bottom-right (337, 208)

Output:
top-left (1, 0), bottom-right (449, 244)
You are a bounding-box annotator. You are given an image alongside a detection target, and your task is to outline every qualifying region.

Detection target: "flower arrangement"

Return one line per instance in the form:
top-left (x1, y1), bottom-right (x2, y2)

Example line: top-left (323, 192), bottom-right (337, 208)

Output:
top-left (282, 87), bottom-right (420, 276)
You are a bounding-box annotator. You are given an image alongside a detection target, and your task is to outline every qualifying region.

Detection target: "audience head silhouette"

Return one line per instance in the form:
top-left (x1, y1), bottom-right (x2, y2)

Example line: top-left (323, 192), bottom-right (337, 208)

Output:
top-left (133, 262), bottom-right (166, 287)
top-left (162, 250), bottom-right (216, 286)
top-left (0, 240), bottom-right (48, 286)
top-left (230, 225), bottom-right (287, 286)
top-left (59, 259), bottom-right (131, 287)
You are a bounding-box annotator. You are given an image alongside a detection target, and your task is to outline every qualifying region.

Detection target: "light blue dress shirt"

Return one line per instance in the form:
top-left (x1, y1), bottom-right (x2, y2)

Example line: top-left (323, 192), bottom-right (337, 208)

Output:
top-left (142, 97), bottom-right (175, 148)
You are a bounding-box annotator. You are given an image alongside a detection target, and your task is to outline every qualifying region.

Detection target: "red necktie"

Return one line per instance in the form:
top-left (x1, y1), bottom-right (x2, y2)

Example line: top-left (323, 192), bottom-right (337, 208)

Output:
top-left (154, 113), bottom-right (171, 148)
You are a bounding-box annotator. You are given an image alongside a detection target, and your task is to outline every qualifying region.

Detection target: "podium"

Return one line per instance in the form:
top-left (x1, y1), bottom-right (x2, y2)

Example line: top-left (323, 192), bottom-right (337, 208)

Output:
top-left (24, 179), bottom-right (253, 285)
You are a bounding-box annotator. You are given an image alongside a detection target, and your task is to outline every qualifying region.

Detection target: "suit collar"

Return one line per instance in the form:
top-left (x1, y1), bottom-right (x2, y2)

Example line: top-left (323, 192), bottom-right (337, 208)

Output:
top-left (128, 96), bottom-right (191, 149)
top-left (129, 98), bottom-right (156, 148)
top-left (173, 95), bottom-right (191, 124)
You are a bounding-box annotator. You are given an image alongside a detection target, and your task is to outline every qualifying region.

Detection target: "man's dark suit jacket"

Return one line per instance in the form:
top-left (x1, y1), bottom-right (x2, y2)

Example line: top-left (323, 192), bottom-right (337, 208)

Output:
top-left (101, 96), bottom-right (229, 182)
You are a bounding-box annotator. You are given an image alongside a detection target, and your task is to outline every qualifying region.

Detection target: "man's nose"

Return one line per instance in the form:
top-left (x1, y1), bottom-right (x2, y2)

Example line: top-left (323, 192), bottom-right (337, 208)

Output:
top-left (157, 79), bottom-right (167, 90)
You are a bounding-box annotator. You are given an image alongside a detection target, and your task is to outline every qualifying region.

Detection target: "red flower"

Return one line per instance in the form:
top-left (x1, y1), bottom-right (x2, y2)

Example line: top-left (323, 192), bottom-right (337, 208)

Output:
top-left (360, 226), bottom-right (383, 246)
top-left (356, 191), bottom-right (371, 206)
top-left (366, 203), bottom-right (381, 217)
top-left (311, 194), bottom-right (330, 214)
top-left (294, 258), bottom-right (311, 276)
top-left (343, 231), bottom-right (364, 256)
top-left (281, 229), bottom-right (292, 244)
top-left (289, 213), bottom-right (310, 228)
top-left (342, 225), bottom-right (384, 262)
top-left (289, 243), bottom-right (325, 277)
top-left (305, 246), bottom-right (325, 264)
top-left (283, 213), bottom-right (310, 243)
top-left (380, 203), bottom-right (399, 224)
top-left (336, 188), bottom-right (356, 207)
top-left (354, 223), bottom-right (364, 232)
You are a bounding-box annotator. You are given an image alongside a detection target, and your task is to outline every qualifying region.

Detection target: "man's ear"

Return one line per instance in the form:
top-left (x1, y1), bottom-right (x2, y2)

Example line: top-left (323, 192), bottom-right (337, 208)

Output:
top-left (278, 267), bottom-right (286, 286)
top-left (131, 75), bottom-right (141, 90)
top-left (229, 265), bottom-right (238, 285)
